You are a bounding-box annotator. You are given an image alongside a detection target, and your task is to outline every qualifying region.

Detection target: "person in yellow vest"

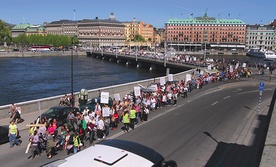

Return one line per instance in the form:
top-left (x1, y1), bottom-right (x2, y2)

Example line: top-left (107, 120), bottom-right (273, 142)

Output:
top-left (129, 107), bottom-right (136, 130)
top-left (122, 110), bottom-right (130, 133)
top-left (8, 120), bottom-right (21, 148)
top-left (29, 122), bottom-right (36, 136)
top-left (73, 132), bottom-right (81, 154)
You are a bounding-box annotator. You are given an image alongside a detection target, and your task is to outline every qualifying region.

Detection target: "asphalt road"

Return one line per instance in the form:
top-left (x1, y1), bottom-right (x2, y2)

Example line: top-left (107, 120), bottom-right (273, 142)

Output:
top-left (0, 77), bottom-right (274, 167)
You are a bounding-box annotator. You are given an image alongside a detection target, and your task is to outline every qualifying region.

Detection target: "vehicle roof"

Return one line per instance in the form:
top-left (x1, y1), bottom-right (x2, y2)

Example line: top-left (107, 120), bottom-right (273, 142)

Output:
top-left (50, 106), bottom-right (76, 109)
top-left (41, 140), bottom-right (164, 167)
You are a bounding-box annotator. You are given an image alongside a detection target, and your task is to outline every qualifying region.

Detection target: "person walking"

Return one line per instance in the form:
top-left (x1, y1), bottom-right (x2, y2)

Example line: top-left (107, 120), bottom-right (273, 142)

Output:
top-left (129, 107), bottom-right (136, 130)
top-left (97, 116), bottom-right (105, 140)
top-left (8, 120), bottom-right (21, 148)
top-left (73, 132), bottom-right (81, 154)
top-left (122, 110), bottom-right (130, 133)
top-left (45, 130), bottom-right (55, 159)
top-left (173, 92), bottom-right (178, 106)
top-left (29, 130), bottom-right (40, 159)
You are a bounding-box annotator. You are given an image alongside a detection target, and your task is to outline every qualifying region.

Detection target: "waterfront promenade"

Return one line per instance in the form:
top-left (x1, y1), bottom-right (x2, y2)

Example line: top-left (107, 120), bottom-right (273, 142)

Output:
top-left (0, 50), bottom-right (86, 58)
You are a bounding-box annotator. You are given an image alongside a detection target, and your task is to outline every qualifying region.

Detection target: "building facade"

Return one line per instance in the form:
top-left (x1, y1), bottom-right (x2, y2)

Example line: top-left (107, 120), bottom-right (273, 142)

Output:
top-left (11, 23), bottom-right (33, 37)
top-left (45, 20), bottom-right (78, 36)
top-left (139, 21), bottom-right (154, 45)
top-left (123, 18), bottom-right (154, 47)
top-left (246, 24), bottom-right (276, 50)
top-left (25, 25), bottom-right (46, 36)
top-left (78, 13), bottom-right (125, 48)
top-left (165, 12), bottom-right (246, 51)
top-left (123, 17), bottom-right (140, 42)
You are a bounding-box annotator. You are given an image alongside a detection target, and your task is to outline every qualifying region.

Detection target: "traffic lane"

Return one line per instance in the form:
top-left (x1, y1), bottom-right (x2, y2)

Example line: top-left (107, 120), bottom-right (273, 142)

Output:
top-left (116, 83), bottom-right (273, 167)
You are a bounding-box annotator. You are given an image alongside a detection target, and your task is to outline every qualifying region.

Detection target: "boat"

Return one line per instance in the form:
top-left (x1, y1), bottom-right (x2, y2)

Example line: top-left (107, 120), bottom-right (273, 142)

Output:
top-left (247, 48), bottom-right (276, 59)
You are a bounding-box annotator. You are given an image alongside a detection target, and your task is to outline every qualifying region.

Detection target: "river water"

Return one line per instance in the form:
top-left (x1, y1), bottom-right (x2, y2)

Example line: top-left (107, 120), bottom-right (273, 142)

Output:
top-left (0, 55), bottom-right (163, 106)
top-left (0, 54), bottom-right (273, 106)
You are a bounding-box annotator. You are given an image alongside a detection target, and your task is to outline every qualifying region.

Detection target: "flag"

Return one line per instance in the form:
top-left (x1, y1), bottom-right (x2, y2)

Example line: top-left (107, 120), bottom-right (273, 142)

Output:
top-left (191, 13), bottom-right (193, 16)
top-left (228, 13), bottom-right (230, 16)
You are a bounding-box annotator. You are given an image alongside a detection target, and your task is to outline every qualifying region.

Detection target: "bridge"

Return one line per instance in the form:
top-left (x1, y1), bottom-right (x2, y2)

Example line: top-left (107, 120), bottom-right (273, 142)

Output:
top-left (86, 51), bottom-right (207, 73)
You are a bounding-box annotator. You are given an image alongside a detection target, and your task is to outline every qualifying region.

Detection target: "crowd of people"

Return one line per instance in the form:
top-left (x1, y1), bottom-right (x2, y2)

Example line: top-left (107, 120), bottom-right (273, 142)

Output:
top-left (7, 59), bottom-right (274, 160)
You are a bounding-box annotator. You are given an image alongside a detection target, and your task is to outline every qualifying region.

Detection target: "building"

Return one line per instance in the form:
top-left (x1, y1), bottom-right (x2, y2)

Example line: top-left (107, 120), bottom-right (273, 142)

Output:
top-left (269, 19), bottom-right (276, 27)
top-left (139, 21), bottom-right (154, 46)
top-left (155, 28), bottom-right (165, 46)
top-left (246, 24), bottom-right (276, 50)
top-left (123, 17), bottom-right (140, 43)
top-left (123, 18), bottom-right (154, 47)
top-left (165, 12), bottom-right (246, 52)
top-left (25, 25), bottom-right (46, 36)
top-left (11, 23), bottom-right (33, 37)
top-left (45, 20), bottom-right (78, 36)
top-left (78, 13), bottom-right (125, 48)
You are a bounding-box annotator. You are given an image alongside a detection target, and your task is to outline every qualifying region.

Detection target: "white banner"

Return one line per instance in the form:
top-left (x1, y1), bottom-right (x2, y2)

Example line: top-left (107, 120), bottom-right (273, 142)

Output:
top-left (235, 63), bottom-right (239, 69)
top-left (230, 65), bottom-right (233, 73)
top-left (168, 74), bottom-right (173, 81)
top-left (100, 92), bottom-right (109, 104)
top-left (102, 107), bottom-right (110, 117)
top-left (186, 74), bottom-right (191, 81)
top-left (134, 86), bottom-right (141, 96)
top-left (160, 77), bottom-right (166, 85)
top-left (114, 93), bottom-right (120, 101)
top-left (242, 63), bottom-right (246, 68)
top-left (200, 71), bottom-right (204, 76)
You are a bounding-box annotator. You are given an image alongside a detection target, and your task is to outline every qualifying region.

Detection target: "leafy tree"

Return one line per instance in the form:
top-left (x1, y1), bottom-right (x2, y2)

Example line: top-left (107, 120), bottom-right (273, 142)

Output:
top-left (133, 34), bottom-right (145, 42)
top-left (12, 34), bottom-right (75, 47)
top-left (0, 20), bottom-right (12, 46)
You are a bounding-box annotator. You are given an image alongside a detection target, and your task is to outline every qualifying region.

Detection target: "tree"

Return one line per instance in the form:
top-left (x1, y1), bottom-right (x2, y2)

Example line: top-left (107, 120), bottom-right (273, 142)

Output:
top-left (0, 20), bottom-right (12, 46)
top-left (12, 34), bottom-right (74, 47)
top-left (133, 34), bottom-right (145, 42)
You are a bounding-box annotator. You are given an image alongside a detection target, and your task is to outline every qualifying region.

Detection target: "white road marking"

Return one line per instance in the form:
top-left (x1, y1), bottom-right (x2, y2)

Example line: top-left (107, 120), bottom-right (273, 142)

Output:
top-left (211, 101), bottom-right (218, 106)
top-left (223, 96), bottom-right (231, 99)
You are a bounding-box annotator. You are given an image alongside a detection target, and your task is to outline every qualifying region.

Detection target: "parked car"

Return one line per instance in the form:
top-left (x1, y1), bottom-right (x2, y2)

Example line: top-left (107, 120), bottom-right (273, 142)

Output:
top-left (38, 106), bottom-right (79, 126)
top-left (0, 125), bottom-right (20, 144)
top-left (80, 97), bottom-right (113, 112)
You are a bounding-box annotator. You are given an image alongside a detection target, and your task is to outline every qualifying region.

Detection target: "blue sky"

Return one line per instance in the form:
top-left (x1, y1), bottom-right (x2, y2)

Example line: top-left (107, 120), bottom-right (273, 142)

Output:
top-left (1, 0), bottom-right (275, 28)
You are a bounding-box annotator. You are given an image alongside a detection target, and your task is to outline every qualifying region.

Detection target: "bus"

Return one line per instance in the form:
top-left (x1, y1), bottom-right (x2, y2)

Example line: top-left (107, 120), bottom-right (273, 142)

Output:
top-left (30, 45), bottom-right (51, 52)
top-left (41, 139), bottom-right (177, 167)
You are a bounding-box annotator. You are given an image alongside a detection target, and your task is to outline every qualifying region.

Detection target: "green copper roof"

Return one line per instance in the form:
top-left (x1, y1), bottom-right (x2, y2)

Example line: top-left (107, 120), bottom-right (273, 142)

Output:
top-left (165, 13), bottom-right (245, 25)
top-left (12, 23), bottom-right (33, 30)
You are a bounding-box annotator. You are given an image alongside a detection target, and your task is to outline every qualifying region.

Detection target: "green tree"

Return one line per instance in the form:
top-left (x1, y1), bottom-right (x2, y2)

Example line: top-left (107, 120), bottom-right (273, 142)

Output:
top-left (133, 34), bottom-right (145, 42)
top-left (12, 34), bottom-right (75, 47)
top-left (0, 20), bottom-right (12, 46)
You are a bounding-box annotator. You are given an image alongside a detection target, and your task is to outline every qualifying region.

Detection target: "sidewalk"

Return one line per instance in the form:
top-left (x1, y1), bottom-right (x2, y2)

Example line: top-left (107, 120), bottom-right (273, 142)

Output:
top-left (0, 110), bottom-right (45, 131)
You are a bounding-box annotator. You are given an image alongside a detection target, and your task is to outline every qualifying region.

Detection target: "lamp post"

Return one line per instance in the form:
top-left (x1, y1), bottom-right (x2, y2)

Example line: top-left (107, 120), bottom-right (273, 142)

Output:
top-left (71, 36), bottom-right (75, 107)
top-left (154, 42), bottom-right (158, 83)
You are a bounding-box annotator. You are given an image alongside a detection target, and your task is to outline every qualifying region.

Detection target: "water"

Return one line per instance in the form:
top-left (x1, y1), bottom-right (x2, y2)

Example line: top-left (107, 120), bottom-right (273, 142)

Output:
top-left (0, 55), bottom-right (163, 106)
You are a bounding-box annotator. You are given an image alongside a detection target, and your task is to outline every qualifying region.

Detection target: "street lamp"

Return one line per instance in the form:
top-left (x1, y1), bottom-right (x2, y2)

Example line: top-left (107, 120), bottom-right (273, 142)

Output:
top-left (71, 36), bottom-right (75, 107)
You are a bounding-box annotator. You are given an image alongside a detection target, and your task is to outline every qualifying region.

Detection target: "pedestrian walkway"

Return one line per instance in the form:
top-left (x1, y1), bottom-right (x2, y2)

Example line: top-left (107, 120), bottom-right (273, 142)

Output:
top-left (0, 110), bottom-right (45, 131)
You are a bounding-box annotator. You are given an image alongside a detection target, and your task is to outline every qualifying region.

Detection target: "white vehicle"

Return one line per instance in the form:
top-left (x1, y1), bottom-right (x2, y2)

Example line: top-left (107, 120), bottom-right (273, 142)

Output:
top-left (41, 139), bottom-right (177, 167)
